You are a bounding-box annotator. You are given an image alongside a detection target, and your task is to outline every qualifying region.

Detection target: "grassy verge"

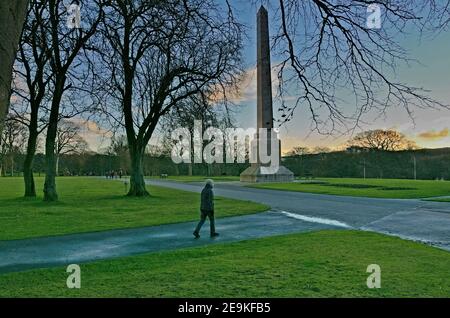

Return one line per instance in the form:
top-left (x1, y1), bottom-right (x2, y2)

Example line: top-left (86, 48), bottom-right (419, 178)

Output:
top-left (0, 177), bottom-right (267, 241)
top-left (250, 178), bottom-right (450, 199)
top-left (425, 198), bottom-right (450, 202)
top-left (1, 230), bottom-right (449, 297)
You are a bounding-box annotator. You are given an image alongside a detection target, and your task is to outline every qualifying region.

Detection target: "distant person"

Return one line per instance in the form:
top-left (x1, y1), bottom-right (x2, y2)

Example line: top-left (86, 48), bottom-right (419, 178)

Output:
top-left (193, 179), bottom-right (219, 239)
top-left (119, 169), bottom-right (123, 179)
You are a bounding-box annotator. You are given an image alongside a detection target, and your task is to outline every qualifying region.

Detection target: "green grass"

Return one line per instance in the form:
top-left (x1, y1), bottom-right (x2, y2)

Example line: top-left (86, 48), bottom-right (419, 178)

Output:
top-left (1, 230), bottom-right (449, 297)
top-left (147, 175), bottom-right (240, 182)
top-left (427, 198), bottom-right (450, 202)
top-left (250, 178), bottom-right (450, 199)
top-left (0, 177), bottom-right (268, 241)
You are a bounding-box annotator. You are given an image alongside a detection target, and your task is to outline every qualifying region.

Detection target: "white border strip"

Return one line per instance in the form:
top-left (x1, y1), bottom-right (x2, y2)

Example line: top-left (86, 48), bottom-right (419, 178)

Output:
top-left (280, 211), bottom-right (352, 228)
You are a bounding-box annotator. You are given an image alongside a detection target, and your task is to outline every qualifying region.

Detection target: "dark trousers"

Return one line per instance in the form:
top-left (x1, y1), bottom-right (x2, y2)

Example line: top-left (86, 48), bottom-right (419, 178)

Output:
top-left (194, 209), bottom-right (215, 235)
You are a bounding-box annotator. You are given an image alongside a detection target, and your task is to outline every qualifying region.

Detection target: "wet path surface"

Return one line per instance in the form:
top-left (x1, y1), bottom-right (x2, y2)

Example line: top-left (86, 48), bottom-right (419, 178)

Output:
top-left (0, 210), bottom-right (336, 274)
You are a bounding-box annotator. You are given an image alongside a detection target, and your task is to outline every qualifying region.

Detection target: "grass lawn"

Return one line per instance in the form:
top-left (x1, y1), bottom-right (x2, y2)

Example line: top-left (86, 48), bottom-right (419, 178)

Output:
top-left (0, 177), bottom-right (268, 241)
top-left (147, 175), bottom-right (240, 182)
top-left (425, 198), bottom-right (450, 202)
top-left (250, 178), bottom-right (450, 199)
top-left (1, 230), bottom-right (449, 297)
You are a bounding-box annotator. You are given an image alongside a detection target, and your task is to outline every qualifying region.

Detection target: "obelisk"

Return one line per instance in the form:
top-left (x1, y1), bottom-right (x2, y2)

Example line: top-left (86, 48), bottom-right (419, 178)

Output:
top-left (240, 6), bottom-right (294, 183)
top-left (256, 6), bottom-right (274, 131)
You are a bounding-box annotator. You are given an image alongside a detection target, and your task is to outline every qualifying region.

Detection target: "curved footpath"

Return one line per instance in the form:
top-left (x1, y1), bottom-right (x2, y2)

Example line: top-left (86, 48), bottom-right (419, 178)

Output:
top-left (147, 179), bottom-right (450, 251)
top-left (1, 178), bottom-right (450, 274)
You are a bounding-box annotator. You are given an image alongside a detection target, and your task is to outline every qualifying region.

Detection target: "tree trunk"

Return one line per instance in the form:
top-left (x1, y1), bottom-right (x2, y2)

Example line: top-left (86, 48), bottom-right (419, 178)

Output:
top-left (44, 132), bottom-right (58, 201)
top-left (188, 163), bottom-right (193, 176)
top-left (23, 133), bottom-right (37, 197)
top-left (23, 160), bottom-right (35, 196)
top-left (23, 111), bottom-right (38, 197)
top-left (0, 0), bottom-right (28, 139)
top-left (43, 83), bottom-right (64, 201)
top-left (127, 146), bottom-right (149, 196)
top-left (56, 154), bottom-right (59, 176)
top-left (10, 156), bottom-right (14, 176)
top-left (44, 120), bottom-right (59, 201)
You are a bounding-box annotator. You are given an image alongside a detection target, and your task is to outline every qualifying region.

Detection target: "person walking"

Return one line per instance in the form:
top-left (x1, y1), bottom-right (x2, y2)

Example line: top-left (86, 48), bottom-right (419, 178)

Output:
top-left (193, 179), bottom-right (219, 238)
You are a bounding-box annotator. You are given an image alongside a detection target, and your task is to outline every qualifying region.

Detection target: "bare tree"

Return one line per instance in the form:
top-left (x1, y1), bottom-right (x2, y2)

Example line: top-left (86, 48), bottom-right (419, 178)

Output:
top-left (0, 0), bottom-right (29, 139)
top-left (55, 120), bottom-right (88, 175)
top-left (348, 129), bottom-right (416, 151)
top-left (95, 0), bottom-right (243, 196)
top-left (255, 1), bottom-right (450, 132)
top-left (287, 146), bottom-right (310, 156)
top-left (42, 0), bottom-right (104, 201)
top-left (12, 0), bottom-right (53, 197)
top-left (107, 134), bottom-right (130, 174)
top-left (311, 146), bottom-right (331, 154)
top-left (161, 94), bottom-right (234, 176)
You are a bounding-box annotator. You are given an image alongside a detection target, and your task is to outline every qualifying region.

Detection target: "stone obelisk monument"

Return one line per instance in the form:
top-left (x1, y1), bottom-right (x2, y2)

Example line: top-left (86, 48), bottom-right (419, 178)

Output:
top-left (256, 5), bottom-right (274, 132)
top-left (240, 6), bottom-right (294, 183)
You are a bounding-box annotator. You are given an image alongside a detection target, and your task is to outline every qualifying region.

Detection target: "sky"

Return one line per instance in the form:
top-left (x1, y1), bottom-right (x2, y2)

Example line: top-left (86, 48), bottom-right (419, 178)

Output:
top-left (228, 1), bottom-right (450, 153)
top-left (75, 1), bottom-right (450, 154)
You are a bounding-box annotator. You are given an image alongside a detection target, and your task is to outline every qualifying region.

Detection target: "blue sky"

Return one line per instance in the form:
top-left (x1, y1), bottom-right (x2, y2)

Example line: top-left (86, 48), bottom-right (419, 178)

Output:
top-left (229, 1), bottom-right (450, 152)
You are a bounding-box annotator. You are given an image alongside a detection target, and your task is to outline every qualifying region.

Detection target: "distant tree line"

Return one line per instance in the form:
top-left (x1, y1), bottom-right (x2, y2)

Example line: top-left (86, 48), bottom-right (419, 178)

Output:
top-left (4, 127), bottom-right (449, 180)
top-left (283, 148), bottom-right (450, 180)
top-left (1, 152), bottom-right (249, 178)
top-left (283, 129), bottom-right (448, 180)
top-left (3, 146), bottom-right (450, 181)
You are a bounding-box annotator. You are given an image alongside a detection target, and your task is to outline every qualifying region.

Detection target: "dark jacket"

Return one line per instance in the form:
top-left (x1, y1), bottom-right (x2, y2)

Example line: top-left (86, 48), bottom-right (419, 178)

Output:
top-left (200, 183), bottom-right (214, 212)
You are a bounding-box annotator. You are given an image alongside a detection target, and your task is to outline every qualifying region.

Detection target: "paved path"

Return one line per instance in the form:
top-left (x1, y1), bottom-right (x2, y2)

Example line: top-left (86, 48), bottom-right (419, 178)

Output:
top-left (0, 211), bottom-right (335, 274)
top-left (147, 179), bottom-right (450, 251)
top-left (2, 178), bottom-right (450, 274)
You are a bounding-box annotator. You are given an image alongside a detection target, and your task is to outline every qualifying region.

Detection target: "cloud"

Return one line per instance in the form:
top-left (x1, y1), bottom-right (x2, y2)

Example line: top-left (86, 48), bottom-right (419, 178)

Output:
top-left (207, 67), bottom-right (257, 104)
top-left (66, 118), bottom-right (114, 152)
top-left (417, 128), bottom-right (449, 140)
top-left (68, 118), bottom-right (112, 137)
top-left (209, 65), bottom-right (284, 104)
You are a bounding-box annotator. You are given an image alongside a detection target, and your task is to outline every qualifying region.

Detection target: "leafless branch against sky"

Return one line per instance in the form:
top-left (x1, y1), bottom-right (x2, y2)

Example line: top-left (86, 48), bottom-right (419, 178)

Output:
top-left (251, 0), bottom-right (450, 135)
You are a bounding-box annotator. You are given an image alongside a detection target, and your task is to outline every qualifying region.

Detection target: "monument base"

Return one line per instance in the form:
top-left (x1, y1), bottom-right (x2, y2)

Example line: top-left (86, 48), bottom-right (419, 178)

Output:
top-left (240, 165), bottom-right (294, 183)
